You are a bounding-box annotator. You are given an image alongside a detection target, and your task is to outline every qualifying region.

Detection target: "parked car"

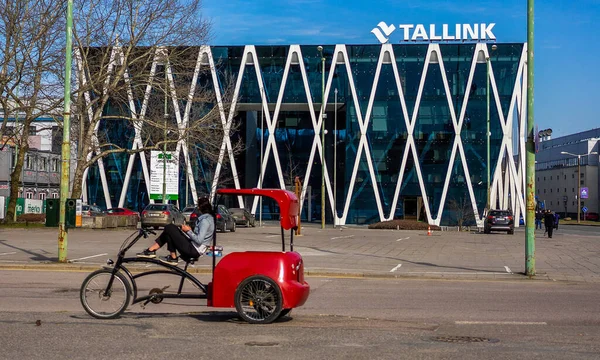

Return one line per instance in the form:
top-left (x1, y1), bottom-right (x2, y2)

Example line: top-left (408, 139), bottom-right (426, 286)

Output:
top-left (140, 204), bottom-right (185, 229)
top-left (229, 208), bottom-right (256, 227)
top-left (106, 207), bottom-right (140, 221)
top-left (189, 204), bottom-right (236, 232)
top-left (585, 212), bottom-right (599, 221)
top-left (484, 209), bottom-right (514, 234)
top-left (82, 204), bottom-right (104, 217)
top-left (181, 206), bottom-right (197, 224)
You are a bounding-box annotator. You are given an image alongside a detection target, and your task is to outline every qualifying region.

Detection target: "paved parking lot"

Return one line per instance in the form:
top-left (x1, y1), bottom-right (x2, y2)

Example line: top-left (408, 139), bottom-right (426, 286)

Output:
top-left (0, 224), bottom-right (599, 282)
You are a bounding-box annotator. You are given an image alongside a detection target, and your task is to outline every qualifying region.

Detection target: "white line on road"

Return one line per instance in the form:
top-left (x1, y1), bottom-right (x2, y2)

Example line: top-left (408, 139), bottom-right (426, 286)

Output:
top-left (456, 321), bottom-right (547, 325)
top-left (504, 266), bottom-right (512, 274)
top-left (265, 235), bottom-right (279, 238)
top-left (331, 235), bottom-right (355, 240)
top-left (396, 237), bottom-right (410, 242)
top-left (0, 252), bottom-right (17, 256)
top-left (69, 253), bottom-right (108, 262)
top-left (390, 264), bottom-right (402, 272)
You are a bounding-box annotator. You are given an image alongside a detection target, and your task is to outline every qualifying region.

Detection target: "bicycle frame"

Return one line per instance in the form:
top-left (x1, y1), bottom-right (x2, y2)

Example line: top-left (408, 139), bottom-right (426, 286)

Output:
top-left (104, 228), bottom-right (208, 308)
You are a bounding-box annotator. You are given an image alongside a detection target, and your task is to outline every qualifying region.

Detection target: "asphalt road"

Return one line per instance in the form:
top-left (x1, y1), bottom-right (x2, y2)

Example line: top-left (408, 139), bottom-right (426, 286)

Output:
top-left (2, 270), bottom-right (600, 359)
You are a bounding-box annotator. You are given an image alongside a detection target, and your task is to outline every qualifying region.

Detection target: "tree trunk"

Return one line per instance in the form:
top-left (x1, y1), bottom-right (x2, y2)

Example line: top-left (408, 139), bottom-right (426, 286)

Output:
top-left (4, 143), bottom-right (28, 224)
top-left (70, 160), bottom-right (86, 200)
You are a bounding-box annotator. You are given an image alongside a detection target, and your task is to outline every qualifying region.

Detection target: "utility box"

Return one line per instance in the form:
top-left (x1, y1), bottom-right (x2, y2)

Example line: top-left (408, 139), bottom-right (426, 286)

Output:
top-left (45, 198), bottom-right (60, 227)
top-left (65, 198), bottom-right (77, 228)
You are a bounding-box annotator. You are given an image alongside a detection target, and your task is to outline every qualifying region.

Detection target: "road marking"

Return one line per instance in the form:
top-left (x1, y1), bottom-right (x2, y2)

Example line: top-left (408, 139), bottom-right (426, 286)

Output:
top-left (456, 321), bottom-right (547, 325)
top-left (266, 235), bottom-right (279, 238)
top-left (331, 235), bottom-right (355, 240)
top-left (69, 253), bottom-right (108, 262)
top-left (504, 266), bottom-right (512, 274)
top-left (396, 237), bottom-right (410, 242)
top-left (405, 271), bottom-right (511, 275)
top-left (0, 252), bottom-right (17, 256)
top-left (389, 264), bottom-right (402, 272)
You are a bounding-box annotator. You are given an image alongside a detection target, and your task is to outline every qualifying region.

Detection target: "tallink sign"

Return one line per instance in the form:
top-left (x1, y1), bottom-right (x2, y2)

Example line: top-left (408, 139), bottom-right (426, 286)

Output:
top-left (371, 22), bottom-right (496, 44)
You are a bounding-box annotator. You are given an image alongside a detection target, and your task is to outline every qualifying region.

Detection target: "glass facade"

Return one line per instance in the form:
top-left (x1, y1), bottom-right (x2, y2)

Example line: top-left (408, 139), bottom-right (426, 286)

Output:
top-left (87, 43), bottom-right (527, 226)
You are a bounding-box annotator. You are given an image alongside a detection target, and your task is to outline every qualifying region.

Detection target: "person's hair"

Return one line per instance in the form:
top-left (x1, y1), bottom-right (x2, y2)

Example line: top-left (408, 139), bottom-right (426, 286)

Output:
top-left (197, 197), bottom-right (214, 215)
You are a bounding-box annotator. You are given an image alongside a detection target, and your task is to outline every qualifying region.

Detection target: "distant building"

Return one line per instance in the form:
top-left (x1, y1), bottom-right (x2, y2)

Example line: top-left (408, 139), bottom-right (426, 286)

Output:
top-left (535, 128), bottom-right (600, 218)
top-left (0, 116), bottom-right (62, 200)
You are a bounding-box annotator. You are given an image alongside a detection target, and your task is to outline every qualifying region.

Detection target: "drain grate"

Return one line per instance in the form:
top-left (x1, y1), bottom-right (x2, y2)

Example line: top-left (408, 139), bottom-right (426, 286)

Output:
top-left (245, 342), bottom-right (280, 347)
top-left (430, 336), bottom-right (499, 344)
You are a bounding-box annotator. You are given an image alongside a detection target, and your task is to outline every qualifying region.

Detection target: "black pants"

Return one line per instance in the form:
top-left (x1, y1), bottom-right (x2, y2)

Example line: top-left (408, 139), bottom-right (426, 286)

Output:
top-left (155, 224), bottom-right (200, 259)
top-left (546, 225), bottom-right (553, 238)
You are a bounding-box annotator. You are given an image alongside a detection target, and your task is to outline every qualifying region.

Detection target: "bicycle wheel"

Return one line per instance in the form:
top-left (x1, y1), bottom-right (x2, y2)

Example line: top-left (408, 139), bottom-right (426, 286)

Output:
top-left (80, 269), bottom-right (131, 319)
top-left (235, 275), bottom-right (282, 324)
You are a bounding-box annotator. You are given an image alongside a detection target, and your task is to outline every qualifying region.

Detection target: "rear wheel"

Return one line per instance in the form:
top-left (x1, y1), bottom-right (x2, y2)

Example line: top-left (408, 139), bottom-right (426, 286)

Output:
top-left (80, 269), bottom-right (131, 319)
top-left (235, 275), bottom-right (282, 324)
top-left (230, 222), bottom-right (236, 232)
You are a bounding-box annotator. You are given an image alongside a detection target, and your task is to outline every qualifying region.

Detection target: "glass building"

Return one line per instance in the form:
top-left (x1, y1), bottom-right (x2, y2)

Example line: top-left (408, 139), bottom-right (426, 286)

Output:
top-left (83, 43), bottom-right (528, 227)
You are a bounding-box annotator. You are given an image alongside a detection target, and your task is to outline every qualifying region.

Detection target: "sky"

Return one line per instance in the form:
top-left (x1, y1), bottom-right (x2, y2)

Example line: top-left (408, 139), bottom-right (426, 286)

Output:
top-left (202, 0), bottom-right (600, 138)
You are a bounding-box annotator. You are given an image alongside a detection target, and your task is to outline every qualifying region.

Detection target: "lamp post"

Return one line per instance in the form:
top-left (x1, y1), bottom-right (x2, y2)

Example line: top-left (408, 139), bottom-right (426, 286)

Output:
top-left (561, 151), bottom-right (598, 223)
top-left (58, 0), bottom-right (74, 262)
top-left (317, 46), bottom-right (325, 229)
top-left (476, 44), bottom-right (496, 212)
top-left (525, 0), bottom-right (535, 276)
top-left (162, 61), bottom-right (169, 204)
top-left (333, 88), bottom-right (338, 229)
top-left (259, 87), bottom-right (264, 227)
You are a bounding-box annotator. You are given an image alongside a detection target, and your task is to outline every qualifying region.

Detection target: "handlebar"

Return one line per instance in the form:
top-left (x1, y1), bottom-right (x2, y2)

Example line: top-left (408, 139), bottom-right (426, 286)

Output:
top-left (140, 227), bottom-right (157, 238)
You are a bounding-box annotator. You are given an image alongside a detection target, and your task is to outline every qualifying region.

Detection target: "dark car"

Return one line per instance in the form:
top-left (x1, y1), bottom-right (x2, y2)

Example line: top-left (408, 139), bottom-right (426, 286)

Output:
top-left (484, 210), bottom-right (514, 234)
top-left (229, 208), bottom-right (256, 227)
top-left (189, 204), bottom-right (236, 232)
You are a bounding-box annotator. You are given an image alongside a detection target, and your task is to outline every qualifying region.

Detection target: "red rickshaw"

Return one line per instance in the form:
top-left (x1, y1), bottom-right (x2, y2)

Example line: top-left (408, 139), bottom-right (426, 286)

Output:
top-left (79, 189), bottom-right (310, 324)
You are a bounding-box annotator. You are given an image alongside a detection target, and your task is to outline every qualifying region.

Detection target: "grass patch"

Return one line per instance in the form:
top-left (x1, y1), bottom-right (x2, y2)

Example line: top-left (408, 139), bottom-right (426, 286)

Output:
top-left (0, 222), bottom-right (47, 229)
top-left (368, 219), bottom-right (441, 230)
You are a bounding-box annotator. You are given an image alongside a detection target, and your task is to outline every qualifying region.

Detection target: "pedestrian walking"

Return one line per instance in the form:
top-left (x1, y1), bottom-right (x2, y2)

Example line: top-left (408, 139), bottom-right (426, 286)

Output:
top-left (554, 212), bottom-right (560, 230)
top-left (544, 210), bottom-right (555, 238)
top-left (535, 210), bottom-right (543, 230)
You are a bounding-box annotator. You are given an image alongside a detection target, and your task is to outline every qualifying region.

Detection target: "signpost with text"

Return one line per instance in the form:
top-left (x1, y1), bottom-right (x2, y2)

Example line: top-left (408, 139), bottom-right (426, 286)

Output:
top-left (150, 151), bottom-right (179, 201)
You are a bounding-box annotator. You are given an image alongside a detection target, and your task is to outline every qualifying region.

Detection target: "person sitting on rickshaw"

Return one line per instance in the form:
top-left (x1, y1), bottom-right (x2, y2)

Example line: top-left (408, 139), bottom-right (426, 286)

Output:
top-left (137, 197), bottom-right (215, 265)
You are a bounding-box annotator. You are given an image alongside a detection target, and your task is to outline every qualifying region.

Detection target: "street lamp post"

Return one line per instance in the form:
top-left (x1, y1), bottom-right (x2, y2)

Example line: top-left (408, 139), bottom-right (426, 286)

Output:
top-left (318, 46), bottom-right (325, 230)
top-left (561, 151), bottom-right (598, 223)
top-left (333, 88), bottom-right (338, 229)
top-left (162, 62), bottom-right (169, 204)
top-left (259, 87), bottom-right (264, 227)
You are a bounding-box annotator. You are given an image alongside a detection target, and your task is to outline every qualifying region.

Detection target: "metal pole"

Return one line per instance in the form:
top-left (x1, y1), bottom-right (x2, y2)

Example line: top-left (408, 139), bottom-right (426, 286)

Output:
top-left (486, 56), bottom-right (490, 210)
top-left (525, 0), bottom-right (536, 276)
top-left (259, 88), bottom-right (263, 227)
top-left (320, 49), bottom-right (325, 230)
top-left (577, 155), bottom-right (581, 223)
top-left (162, 64), bottom-right (168, 204)
top-left (58, 0), bottom-right (74, 263)
top-left (185, 131), bottom-right (189, 206)
top-left (13, 85), bottom-right (19, 222)
top-left (333, 88), bottom-right (337, 229)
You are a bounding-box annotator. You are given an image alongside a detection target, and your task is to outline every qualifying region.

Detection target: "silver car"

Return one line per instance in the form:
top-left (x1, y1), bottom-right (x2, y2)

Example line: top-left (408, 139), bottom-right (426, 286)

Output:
top-left (141, 204), bottom-right (185, 229)
top-left (181, 206), bottom-right (196, 224)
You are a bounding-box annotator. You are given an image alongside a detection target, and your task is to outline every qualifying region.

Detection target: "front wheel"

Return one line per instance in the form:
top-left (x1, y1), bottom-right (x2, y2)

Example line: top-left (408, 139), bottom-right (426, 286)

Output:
top-left (230, 221), bottom-right (236, 232)
top-left (235, 275), bottom-right (282, 324)
top-left (80, 269), bottom-right (131, 319)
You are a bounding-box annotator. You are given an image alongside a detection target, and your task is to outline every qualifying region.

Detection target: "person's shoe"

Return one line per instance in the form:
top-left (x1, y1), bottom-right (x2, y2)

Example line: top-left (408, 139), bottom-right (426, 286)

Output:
top-left (136, 249), bottom-right (156, 258)
top-left (159, 255), bottom-right (179, 265)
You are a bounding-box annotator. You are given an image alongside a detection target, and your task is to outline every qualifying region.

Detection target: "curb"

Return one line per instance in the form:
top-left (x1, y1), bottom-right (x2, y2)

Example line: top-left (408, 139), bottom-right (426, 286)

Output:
top-left (0, 263), bottom-right (557, 282)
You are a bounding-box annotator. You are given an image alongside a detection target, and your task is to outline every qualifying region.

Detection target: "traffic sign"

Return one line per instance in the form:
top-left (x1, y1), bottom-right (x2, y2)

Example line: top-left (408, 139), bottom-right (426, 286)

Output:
top-left (582, 206), bottom-right (588, 213)
top-left (580, 187), bottom-right (589, 199)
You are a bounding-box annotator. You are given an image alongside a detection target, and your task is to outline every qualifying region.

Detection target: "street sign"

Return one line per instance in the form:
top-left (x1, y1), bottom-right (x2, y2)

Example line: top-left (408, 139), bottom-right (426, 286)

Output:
top-left (582, 206), bottom-right (588, 213)
top-left (150, 150), bottom-right (179, 201)
top-left (580, 187), bottom-right (589, 199)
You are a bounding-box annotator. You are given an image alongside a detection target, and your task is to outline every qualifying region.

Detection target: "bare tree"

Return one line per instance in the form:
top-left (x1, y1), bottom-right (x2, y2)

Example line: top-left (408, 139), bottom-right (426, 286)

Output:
top-left (447, 192), bottom-right (475, 231)
top-left (0, 0), bottom-right (64, 223)
top-left (69, 0), bottom-right (238, 201)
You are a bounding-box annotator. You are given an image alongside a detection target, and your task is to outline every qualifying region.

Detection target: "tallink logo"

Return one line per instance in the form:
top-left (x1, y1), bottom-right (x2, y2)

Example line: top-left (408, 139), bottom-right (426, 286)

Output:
top-left (371, 22), bottom-right (497, 44)
top-left (371, 22), bottom-right (396, 44)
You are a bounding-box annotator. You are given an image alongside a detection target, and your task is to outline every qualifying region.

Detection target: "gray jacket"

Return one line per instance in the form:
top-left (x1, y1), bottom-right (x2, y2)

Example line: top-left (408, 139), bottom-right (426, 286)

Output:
top-left (186, 213), bottom-right (215, 252)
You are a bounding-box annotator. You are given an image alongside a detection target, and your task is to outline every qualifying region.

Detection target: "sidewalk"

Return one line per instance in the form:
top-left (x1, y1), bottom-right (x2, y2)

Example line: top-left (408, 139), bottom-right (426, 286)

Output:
top-left (1, 226), bottom-right (599, 283)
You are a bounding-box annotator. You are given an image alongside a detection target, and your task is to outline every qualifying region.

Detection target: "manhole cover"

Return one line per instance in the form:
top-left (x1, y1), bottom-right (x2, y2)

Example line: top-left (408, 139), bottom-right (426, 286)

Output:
top-left (430, 336), bottom-right (499, 344)
top-left (245, 342), bottom-right (279, 347)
